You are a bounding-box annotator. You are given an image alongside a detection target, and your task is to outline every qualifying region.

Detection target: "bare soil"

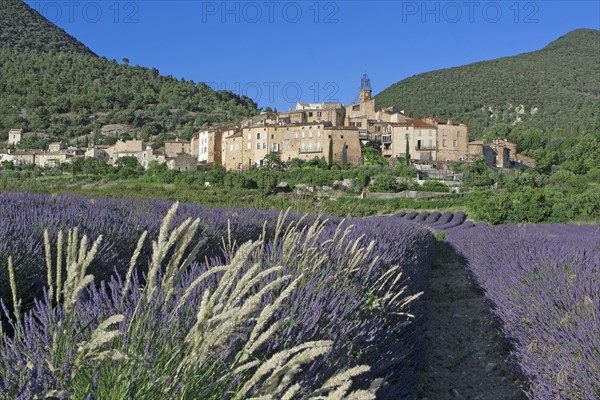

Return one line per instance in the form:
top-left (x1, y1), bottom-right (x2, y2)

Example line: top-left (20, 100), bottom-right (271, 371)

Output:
top-left (416, 241), bottom-right (527, 400)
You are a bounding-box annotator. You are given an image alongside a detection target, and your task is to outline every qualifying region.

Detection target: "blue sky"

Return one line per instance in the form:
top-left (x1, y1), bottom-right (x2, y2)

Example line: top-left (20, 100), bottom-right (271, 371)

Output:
top-left (25, 1), bottom-right (600, 111)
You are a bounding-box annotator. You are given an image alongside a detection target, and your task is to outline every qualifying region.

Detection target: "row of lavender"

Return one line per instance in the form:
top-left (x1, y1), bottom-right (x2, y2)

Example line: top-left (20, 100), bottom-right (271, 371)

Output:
top-left (447, 222), bottom-right (600, 399)
top-left (395, 210), bottom-right (473, 232)
top-left (0, 191), bottom-right (436, 398)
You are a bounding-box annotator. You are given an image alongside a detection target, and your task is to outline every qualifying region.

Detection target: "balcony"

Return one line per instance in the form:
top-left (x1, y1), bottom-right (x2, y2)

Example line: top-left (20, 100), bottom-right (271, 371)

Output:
top-left (415, 146), bottom-right (436, 151)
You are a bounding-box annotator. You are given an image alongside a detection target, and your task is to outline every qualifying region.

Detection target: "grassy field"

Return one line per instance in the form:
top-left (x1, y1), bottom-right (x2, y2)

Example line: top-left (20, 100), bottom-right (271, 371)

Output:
top-left (0, 175), bottom-right (466, 218)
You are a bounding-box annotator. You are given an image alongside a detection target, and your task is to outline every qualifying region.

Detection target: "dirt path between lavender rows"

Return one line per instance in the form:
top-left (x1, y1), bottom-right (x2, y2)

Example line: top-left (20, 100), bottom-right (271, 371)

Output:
top-left (416, 240), bottom-right (527, 400)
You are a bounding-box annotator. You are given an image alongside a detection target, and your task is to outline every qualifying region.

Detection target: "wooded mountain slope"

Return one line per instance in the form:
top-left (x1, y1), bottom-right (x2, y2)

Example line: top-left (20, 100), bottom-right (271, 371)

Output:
top-left (0, 0), bottom-right (259, 142)
top-left (376, 29), bottom-right (600, 138)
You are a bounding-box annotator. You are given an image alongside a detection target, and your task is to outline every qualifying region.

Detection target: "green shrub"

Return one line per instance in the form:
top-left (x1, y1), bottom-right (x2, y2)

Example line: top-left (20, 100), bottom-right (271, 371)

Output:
top-left (369, 174), bottom-right (399, 193)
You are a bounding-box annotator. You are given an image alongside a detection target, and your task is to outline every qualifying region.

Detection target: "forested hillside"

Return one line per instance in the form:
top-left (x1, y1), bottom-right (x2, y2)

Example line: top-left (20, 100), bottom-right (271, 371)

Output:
top-left (0, 0), bottom-right (94, 54)
top-left (376, 29), bottom-right (600, 171)
top-left (0, 0), bottom-right (259, 143)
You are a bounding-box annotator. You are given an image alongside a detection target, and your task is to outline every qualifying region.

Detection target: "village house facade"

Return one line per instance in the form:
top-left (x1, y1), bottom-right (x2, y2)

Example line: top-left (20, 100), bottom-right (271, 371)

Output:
top-left (381, 119), bottom-right (438, 161)
top-left (423, 117), bottom-right (469, 163)
top-left (216, 120), bottom-right (362, 171)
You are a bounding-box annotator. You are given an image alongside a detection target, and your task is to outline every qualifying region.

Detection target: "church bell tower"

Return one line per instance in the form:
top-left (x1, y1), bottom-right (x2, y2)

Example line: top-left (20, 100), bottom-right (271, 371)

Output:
top-left (359, 73), bottom-right (372, 103)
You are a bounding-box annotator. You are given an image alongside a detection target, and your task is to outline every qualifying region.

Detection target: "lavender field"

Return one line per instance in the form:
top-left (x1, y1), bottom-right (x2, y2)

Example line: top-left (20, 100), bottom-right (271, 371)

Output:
top-left (0, 191), bottom-right (435, 399)
top-left (338, 209), bottom-right (599, 399)
top-left (447, 223), bottom-right (600, 399)
top-left (1, 191), bottom-right (598, 399)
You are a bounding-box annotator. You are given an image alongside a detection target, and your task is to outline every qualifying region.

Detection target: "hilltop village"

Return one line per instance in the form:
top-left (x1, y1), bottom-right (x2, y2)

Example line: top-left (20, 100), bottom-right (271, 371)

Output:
top-left (0, 76), bottom-right (536, 173)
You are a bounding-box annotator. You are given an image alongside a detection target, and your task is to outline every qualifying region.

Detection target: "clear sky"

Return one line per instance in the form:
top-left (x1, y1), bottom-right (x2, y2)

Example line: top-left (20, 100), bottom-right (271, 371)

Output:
top-left (24, 0), bottom-right (600, 111)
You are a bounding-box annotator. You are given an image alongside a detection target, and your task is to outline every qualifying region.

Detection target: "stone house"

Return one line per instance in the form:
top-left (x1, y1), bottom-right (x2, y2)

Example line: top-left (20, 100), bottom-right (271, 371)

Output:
top-left (140, 146), bottom-right (166, 169)
top-left (85, 146), bottom-right (110, 161)
top-left (489, 138), bottom-right (537, 169)
top-left (0, 149), bottom-right (15, 164)
top-left (48, 142), bottom-right (67, 152)
top-left (168, 154), bottom-right (197, 171)
top-left (164, 140), bottom-right (191, 158)
top-left (36, 151), bottom-right (71, 168)
top-left (381, 119), bottom-right (437, 161)
top-left (294, 102), bottom-right (346, 126)
top-left (11, 150), bottom-right (37, 166)
top-left (468, 138), bottom-right (536, 169)
top-left (8, 129), bottom-right (23, 146)
top-left (195, 128), bottom-right (226, 164)
top-left (222, 131), bottom-right (244, 171)
top-left (106, 140), bottom-right (144, 162)
top-left (424, 117), bottom-right (469, 162)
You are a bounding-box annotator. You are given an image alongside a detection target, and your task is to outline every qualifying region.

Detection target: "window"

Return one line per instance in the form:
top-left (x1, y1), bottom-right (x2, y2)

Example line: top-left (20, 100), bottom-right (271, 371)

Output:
top-left (301, 142), bottom-right (305, 150)
top-left (352, 105), bottom-right (360, 111)
top-left (272, 143), bottom-right (279, 152)
top-left (230, 144), bottom-right (233, 151)
top-left (317, 130), bottom-right (321, 137)
top-left (308, 142), bottom-right (313, 151)
top-left (457, 130), bottom-right (461, 137)
top-left (262, 142), bottom-right (267, 149)
top-left (453, 140), bottom-right (457, 147)
top-left (301, 131), bottom-right (305, 138)
top-left (340, 135), bottom-right (344, 139)
top-left (308, 112), bottom-right (313, 117)
top-left (285, 133), bottom-right (290, 139)
top-left (235, 144), bottom-right (239, 151)
top-left (284, 142), bottom-right (290, 151)
top-left (271, 134), bottom-right (275, 139)
top-left (294, 132), bottom-right (298, 139)
top-left (309, 131), bottom-right (313, 138)
top-left (428, 139), bottom-right (432, 148)
top-left (442, 139), bottom-right (447, 147)
top-left (317, 111), bottom-right (322, 117)
top-left (247, 143), bottom-right (251, 150)
top-left (256, 143), bottom-right (261, 150)
top-left (357, 122), bottom-right (362, 127)
top-left (429, 130), bottom-right (433, 137)
top-left (203, 146), bottom-right (207, 153)
top-left (418, 130), bottom-right (422, 137)
top-left (256, 133), bottom-right (261, 140)
top-left (405, 133), bottom-right (410, 140)
top-left (317, 141), bottom-right (321, 150)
